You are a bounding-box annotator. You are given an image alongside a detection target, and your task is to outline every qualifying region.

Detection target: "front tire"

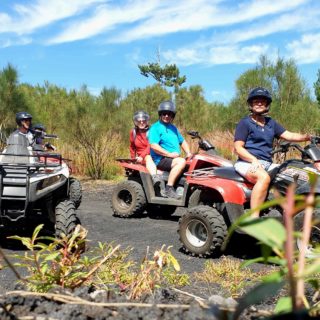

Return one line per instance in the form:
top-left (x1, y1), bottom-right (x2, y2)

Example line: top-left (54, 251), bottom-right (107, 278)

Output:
top-left (111, 180), bottom-right (147, 218)
top-left (178, 205), bottom-right (227, 257)
top-left (69, 177), bottom-right (82, 209)
top-left (55, 200), bottom-right (78, 238)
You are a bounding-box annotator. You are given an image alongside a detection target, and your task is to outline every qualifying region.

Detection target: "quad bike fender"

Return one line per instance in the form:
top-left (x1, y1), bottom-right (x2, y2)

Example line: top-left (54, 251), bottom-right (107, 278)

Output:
top-left (225, 203), bottom-right (244, 223)
top-left (188, 177), bottom-right (247, 204)
top-left (118, 161), bottom-right (149, 173)
top-left (29, 175), bottom-right (67, 202)
top-left (187, 154), bottom-right (233, 171)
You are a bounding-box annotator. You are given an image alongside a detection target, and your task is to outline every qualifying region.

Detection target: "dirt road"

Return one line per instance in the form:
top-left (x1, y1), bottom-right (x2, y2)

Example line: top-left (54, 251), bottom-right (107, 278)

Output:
top-left (0, 183), bottom-right (211, 293)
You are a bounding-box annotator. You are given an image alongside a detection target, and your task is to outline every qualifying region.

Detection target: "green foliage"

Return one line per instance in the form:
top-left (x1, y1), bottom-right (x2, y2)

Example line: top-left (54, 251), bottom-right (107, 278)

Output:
top-left (1, 56), bottom-right (319, 177)
top-left (228, 55), bottom-right (320, 132)
top-left (6, 226), bottom-right (188, 299)
top-left (228, 184), bottom-right (320, 318)
top-left (0, 64), bottom-right (28, 128)
top-left (314, 70), bottom-right (320, 106)
top-left (138, 62), bottom-right (186, 92)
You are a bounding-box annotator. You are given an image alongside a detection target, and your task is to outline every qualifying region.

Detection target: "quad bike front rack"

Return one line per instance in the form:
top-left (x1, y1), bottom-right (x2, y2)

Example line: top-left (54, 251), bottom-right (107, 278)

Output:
top-left (0, 152), bottom-right (64, 222)
top-left (184, 167), bottom-right (217, 179)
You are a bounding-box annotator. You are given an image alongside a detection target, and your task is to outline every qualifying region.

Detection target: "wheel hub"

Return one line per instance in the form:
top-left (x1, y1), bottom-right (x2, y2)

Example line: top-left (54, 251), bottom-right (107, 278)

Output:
top-left (186, 219), bottom-right (208, 247)
top-left (118, 190), bottom-right (133, 209)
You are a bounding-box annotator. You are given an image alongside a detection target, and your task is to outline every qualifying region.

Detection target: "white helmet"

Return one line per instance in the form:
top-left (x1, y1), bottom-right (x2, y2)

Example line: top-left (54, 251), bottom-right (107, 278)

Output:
top-left (133, 110), bottom-right (150, 127)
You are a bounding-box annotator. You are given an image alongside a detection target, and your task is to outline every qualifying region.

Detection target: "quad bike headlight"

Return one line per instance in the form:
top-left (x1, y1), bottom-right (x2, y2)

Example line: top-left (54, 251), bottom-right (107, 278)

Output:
top-left (37, 175), bottom-right (62, 190)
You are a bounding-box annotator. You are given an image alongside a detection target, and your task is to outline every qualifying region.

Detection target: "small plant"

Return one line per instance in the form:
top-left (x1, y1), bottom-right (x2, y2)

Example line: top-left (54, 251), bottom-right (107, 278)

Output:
top-left (227, 175), bottom-right (320, 318)
top-left (127, 245), bottom-right (189, 300)
top-left (3, 227), bottom-right (189, 299)
top-left (8, 224), bottom-right (120, 292)
top-left (194, 256), bottom-right (274, 298)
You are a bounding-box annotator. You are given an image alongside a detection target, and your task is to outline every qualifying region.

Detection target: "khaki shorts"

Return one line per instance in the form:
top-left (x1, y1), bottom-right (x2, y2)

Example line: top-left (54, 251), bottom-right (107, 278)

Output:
top-left (234, 160), bottom-right (279, 177)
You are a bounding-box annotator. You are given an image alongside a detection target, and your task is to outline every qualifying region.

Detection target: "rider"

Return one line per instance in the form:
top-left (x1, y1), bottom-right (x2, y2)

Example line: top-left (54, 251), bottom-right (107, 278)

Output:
top-left (234, 87), bottom-right (311, 218)
top-left (15, 111), bottom-right (34, 146)
top-left (32, 123), bottom-right (56, 151)
top-left (149, 101), bottom-right (192, 199)
top-left (130, 111), bottom-right (160, 184)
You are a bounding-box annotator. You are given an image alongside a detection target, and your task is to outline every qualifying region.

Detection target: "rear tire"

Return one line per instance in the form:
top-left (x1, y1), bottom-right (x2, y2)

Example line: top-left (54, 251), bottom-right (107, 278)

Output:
top-left (69, 177), bottom-right (82, 209)
top-left (146, 204), bottom-right (176, 219)
top-left (111, 180), bottom-right (146, 217)
top-left (55, 200), bottom-right (78, 238)
top-left (178, 205), bottom-right (227, 257)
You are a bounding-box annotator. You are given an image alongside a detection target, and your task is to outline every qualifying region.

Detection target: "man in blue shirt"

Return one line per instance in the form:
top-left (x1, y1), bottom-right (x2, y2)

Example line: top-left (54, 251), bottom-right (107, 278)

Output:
top-left (149, 101), bottom-right (191, 199)
top-left (234, 87), bottom-right (311, 218)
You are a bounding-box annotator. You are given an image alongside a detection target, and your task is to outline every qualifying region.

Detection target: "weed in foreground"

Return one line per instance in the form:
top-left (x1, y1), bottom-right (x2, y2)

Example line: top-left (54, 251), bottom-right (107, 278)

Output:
top-left (194, 256), bottom-right (275, 298)
top-left (3, 226), bottom-right (189, 300)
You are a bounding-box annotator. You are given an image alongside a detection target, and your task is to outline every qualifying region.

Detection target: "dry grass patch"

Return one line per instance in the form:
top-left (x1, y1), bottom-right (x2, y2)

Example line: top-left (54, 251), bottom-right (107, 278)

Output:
top-left (194, 256), bottom-right (275, 298)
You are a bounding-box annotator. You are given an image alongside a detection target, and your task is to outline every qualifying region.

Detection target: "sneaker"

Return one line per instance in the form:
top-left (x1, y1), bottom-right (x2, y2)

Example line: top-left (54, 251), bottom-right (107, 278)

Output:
top-left (151, 174), bottom-right (162, 185)
top-left (161, 186), bottom-right (181, 199)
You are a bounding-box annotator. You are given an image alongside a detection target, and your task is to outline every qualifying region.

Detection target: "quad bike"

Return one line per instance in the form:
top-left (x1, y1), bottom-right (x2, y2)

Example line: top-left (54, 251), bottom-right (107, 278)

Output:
top-left (111, 131), bottom-right (233, 218)
top-left (178, 137), bottom-right (320, 258)
top-left (0, 130), bottom-right (82, 238)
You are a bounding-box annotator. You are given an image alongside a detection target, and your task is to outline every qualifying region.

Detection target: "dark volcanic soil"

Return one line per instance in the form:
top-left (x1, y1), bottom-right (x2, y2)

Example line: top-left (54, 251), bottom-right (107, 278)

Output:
top-left (0, 180), bottom-right (290, 319)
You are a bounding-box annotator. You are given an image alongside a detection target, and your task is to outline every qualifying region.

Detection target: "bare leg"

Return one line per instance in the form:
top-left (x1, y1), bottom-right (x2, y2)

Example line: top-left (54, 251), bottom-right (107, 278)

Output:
top-left (145, 155), bottom-right (157, 175)
top-left (246, 167), bottom-right (271, 218)
top-left (167, 157), bottom-right (186, 186)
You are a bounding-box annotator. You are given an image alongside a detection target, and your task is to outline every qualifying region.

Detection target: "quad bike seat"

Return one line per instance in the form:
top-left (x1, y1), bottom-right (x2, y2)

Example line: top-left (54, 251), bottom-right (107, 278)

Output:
top-left (213, 167), bottom-right (246, 183)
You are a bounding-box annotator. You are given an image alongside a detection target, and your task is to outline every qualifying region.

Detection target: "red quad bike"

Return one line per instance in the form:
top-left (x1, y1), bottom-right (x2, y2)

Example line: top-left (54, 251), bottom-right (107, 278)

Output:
top-left (178, 137), bottom-right (320, 258)
top-left (111, 131), bottom-right (233, 219)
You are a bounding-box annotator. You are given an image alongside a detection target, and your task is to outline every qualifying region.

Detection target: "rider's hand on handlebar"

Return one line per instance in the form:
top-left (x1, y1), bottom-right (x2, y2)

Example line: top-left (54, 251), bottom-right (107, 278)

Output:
top-left (186, 152), bottom-right (193, 159)
top-left (136, 156), bottom-right (143, 163)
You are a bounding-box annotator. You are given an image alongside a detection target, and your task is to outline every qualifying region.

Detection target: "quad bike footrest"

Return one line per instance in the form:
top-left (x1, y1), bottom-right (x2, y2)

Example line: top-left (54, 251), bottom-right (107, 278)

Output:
top-left (150, 196), bottom-right (184, 206)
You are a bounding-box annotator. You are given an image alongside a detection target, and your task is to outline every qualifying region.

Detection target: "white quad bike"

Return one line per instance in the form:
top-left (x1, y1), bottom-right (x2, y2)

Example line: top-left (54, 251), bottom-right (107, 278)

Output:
top-left (0, 131), bottom-right (82, 237)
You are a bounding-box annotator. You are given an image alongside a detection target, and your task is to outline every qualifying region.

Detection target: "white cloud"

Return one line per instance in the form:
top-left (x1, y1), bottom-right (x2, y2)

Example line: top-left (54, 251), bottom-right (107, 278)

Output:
top-left (0, 0), bottom-right (105, 34)
top-left (48, 0), bottom-right (160, 44)
top-left (210, 5), bottom-right (320, 45)
top-left (286, 33), bottom-right (320, 63)
top-left (0, 37), bottom-right (32, 48)
top-left (163, 43), bottom-right (277, 66)
top-left (112, 0), bottom-right (309, 43)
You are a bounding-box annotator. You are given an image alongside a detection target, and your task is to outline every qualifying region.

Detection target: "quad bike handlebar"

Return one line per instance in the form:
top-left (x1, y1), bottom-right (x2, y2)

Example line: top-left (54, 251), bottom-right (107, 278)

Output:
top-left (271, 136), bottom-right (320, 161)
top-left (187, 130), bottom-right (217, 153)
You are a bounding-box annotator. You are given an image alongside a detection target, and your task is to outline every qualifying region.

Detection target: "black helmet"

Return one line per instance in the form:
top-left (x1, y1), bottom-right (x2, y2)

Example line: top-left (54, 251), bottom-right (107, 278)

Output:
top-left (16, 111), bottom-right (32, 125)
top-left (158, 100), bottom-right (176, 117)
top-left (133, 110), bottom-right (150, 127)
top-left (33, 123), bottom-right (46, 131)
top-left (247, 87), bottom-right (272, 105)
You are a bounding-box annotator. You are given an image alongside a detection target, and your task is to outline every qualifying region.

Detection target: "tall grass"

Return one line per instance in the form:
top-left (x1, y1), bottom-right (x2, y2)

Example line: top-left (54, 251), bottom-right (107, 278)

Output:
top-left (55, 132), bottom-right (127, 178)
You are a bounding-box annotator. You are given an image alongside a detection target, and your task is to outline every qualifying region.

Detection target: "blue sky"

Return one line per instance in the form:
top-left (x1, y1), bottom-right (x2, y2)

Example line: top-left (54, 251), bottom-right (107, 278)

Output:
top-left (1, 0), bottom-right (320, 103)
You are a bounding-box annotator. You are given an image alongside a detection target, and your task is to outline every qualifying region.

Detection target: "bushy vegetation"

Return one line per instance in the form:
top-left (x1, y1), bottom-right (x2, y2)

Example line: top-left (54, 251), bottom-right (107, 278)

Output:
top-left (1, 55), bottom-right (320, 178)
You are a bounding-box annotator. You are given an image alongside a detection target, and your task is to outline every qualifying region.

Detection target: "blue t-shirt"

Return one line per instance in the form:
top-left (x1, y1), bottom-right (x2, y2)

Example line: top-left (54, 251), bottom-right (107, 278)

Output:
top-left (148, 120), bottom-right (184, 165)
top-left (234, 116), bottom-right (286, 162)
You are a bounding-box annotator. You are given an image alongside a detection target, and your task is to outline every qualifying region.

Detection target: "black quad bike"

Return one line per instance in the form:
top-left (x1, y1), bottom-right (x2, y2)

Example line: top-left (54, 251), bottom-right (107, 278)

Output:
top-left (0, 130), bottom-right (82, 237)
top-left (178, 137), bottom-right (320, 258)
top-left (111, 131), bottom-right (233, 218)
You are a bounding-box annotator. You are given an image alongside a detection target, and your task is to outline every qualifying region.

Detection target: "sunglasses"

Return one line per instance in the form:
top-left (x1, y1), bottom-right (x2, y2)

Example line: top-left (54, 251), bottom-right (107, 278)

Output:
top-left (160, 112), bottom-right (174, 117)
